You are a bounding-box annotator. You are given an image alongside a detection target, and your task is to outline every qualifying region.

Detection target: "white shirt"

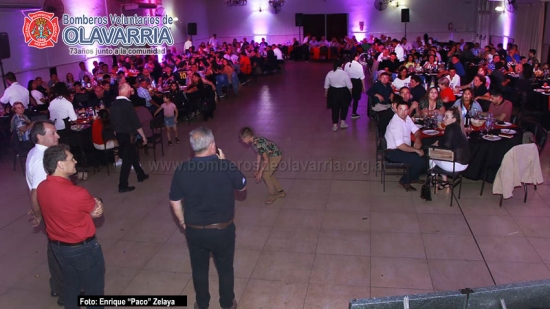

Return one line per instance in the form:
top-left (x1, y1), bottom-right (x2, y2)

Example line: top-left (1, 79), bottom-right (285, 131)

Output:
top-left (402, 42), bottom-right (413, 52)
top-left (394, 44), bottom-right (405, 62)
top-left (303, 37), bottom-right (310, 44)
top-left (0, 82), bottom-right (29, 108)
top-left (392, 76), bottom-right (411, 90)
top-left (183, 40), bottom-right (193, 51)
top-left (324, 68), bottom-right (352, 89)
top-left (446, 74), bottom-right (461, 89)
top-left (344, 60), bottom-right (365, 80)
top-left (78, 70), bottom-right (93, 82)
top-left (26, 144), bottom-right (48, 190)
top-left (49, 97), bottom-right (77, 130)
top-left (273, 48), bottom-right (283, 60)
top-left (384, 113), bottom-right (418, 149)
top-left (209, 37), bottom-right (218, 48)
top-left (31, 90), bottom-right (45, 105)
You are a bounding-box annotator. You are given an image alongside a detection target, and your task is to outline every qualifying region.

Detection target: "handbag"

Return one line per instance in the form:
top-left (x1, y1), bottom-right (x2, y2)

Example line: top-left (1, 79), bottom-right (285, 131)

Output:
top-left (420, 174), bottom-right (432, 201)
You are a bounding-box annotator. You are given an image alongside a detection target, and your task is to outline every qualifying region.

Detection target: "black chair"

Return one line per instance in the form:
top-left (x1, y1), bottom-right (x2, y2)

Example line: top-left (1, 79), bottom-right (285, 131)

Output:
top-left (380, 137), bottom-right (411, 192)
top-left (374, 124), bottom-right (383, 177)
top-left (11, 129), bottom-right (33, 173)
top-left (141, 116), bottom-right (164, 162)
top-left (428, 147), bottom-right (465, 207)
top-left (534, 123), bottom-right (548, 153)
top-left (99, 130), bottom-right (119, 176)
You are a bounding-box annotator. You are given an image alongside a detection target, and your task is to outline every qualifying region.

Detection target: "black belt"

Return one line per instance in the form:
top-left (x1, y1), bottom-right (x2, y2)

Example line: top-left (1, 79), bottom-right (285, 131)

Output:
top-left (50, 235), bottom-right (96, 247)
top-left (186, 220), bottom-right (233, 230)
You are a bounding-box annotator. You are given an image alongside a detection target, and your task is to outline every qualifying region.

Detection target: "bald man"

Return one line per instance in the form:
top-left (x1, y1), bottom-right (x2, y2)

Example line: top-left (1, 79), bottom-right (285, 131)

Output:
top-left (110, 83), bottom-right (149, 193)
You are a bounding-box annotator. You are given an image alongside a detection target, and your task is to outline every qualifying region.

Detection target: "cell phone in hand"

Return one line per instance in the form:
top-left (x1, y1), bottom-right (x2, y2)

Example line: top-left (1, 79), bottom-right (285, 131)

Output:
top-left (216, 148), bottom-right (220, 155)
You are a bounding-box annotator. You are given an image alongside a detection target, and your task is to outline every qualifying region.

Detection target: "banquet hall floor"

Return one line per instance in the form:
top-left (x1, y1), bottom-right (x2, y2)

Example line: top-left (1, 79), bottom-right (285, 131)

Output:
top-left (1, 61), bottom-right (550, 309)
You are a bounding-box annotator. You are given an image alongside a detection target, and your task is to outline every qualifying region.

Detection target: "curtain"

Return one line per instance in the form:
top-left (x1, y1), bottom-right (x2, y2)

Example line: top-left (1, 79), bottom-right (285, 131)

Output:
top-left (514, 3), bottom-right (545, 60)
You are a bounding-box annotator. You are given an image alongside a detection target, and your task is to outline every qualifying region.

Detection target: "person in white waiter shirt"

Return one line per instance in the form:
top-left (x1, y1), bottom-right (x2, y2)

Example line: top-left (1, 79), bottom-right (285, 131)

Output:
top-left (344, 53), bottom-right (365, 120)
top-left (384, 98), bottom-right (426, 191)
top-left (48, 83), bottom-right (77, 138)
top-left (0, 72), bottom-right (29, 108)
top-left (392, 39), bottom-right (405, 62)
top-left (183, 38), bottom-right (193, 52)
top-left (209, 34), bottom-right (219, 50)
top-left (325, 59), bottom-right (353, 132)
top-left (273, 45), bottom-right (284, 61)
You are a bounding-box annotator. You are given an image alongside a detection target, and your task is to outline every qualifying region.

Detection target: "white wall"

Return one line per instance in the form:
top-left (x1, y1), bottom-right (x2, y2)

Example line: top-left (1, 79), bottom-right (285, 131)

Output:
top-left (162, 0), bottom-right (210, 50)
top-left (204, 0), bottom-right (479, 44)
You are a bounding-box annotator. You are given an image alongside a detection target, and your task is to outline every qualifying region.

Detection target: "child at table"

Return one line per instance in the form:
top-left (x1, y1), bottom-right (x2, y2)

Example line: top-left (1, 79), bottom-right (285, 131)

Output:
top-left (154, 94), bottom-right (179, 146)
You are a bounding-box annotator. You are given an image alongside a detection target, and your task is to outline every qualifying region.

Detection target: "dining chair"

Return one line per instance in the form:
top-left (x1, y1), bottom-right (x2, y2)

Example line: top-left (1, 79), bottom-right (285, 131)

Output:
top-left (141, 116), bottom-right (164, 162)
top-left (374, 123), bottom-right (383, 177)
top-left (11, 130), bottom-right (33, 173)
top-left (100, 130), bottom-right (119, 176)
top-left (380, 137), bottom-right (411, 192)
top-left (492, 143), bottom-right (544, 207)
top-left (428, 147), bottom-right (465, 207)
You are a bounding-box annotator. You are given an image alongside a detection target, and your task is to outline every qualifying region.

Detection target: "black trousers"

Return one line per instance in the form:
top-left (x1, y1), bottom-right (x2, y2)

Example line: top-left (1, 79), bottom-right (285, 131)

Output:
top-left (350, 78), bottom-right (363, 114)
top-left (328, 87), bottom-right (351, 124)
top-left (186, 223), bottom-right (236, 309)
top-left (116, 132), bottom-right (146, 188)
top-left (385, 149), bottom-right (427, 184)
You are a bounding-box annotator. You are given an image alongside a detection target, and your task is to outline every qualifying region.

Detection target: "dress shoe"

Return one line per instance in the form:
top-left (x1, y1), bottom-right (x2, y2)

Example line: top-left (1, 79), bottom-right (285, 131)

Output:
top-left (222, 299), bottom-right (237, 309)
top-left (398, 181), bottom-right (416, 191)
top-left (118, 186), bottom-right (135, 193)
top-left (193, 302), bottom-right (208, 309)
top-left (138, 175), bottom-right (150, 183)
top-left (57, 298), bottom-right (64, 306)
top-left (50, 291), bottom-right (60, 297)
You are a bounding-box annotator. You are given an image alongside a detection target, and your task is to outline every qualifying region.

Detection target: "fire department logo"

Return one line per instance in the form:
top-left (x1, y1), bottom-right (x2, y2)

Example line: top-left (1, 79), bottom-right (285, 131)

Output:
top-left (23, 11), bottom-right (60, 49)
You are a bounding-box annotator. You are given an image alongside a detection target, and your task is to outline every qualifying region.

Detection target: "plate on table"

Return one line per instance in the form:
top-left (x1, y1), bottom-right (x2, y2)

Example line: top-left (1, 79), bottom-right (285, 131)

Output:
top-left (422, 129), bottom-right (439, 136)
top-left (416, 124), bottom-right (424, 129)
top-left (496, 122), bottom-right (512, 127)
top-left (500, 129), bottom-right (516, 134)
top-left (482, 134), bottom-right (502, 141)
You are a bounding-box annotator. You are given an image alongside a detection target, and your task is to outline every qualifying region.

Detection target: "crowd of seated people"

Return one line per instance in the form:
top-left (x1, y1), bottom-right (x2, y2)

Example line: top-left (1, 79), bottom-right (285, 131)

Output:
top-left (363, 33), bottom-right (547, 191)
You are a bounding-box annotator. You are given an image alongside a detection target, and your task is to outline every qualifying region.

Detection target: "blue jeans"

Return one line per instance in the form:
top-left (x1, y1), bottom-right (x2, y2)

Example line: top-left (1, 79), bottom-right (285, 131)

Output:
top-left (51, 239), bottom-right (105, 309)
top-left (186, 223), bottom-right (236, 309)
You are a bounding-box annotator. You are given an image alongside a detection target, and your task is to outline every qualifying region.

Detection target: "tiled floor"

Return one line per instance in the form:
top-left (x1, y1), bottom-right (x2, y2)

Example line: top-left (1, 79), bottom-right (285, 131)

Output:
top-left (1, 61), bottom-right (550, 308)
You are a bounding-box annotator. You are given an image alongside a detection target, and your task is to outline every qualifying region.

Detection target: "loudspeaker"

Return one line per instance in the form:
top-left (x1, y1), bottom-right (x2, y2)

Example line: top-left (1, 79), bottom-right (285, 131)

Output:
top-left (295, 13), bottom-right (303, 27)
top-left (187, 23), bottom-right (197, 36)
top-left (401, 9), bottom-right (410, 23)
top-left (0, 32), bottom-right (10, 59)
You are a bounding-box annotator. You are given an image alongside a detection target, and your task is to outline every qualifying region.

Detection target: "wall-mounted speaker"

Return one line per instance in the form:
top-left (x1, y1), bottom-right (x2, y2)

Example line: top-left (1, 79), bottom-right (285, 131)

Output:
top-left (188, 23), bottom-right (197, 36)
top-left (0, 33), bottom-right (10, 59)
top-left (401, 9), bottom-right (410, 23)
top-left (295, 13), bottom-right (303, 27)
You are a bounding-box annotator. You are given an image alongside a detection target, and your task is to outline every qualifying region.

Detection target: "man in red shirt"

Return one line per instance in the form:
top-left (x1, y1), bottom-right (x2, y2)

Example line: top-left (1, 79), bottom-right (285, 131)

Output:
top-left (37, 144), bottom-right (105, 309)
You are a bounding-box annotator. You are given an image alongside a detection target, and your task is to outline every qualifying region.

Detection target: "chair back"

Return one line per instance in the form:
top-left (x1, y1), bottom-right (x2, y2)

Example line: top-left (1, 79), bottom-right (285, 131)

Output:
top-left (534, 124), bottom-right (548, 153)
top-left (150, 115), bottom-right (164, 132)
top-left (428, 147), bottom-right (455, 162)
top-left (380, 136), bottom-right (388, 151)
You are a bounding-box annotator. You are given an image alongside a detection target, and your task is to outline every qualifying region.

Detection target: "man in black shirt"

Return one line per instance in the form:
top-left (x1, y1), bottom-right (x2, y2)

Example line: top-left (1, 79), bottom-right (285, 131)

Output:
top-left (379, 52), bottom-right (401, 74)
top-left (110, 83), bottom-right (149, 193)
top-left (409, 75), bottom-right (426, 104)
top-left (170, 127), bottom-right (246, 309)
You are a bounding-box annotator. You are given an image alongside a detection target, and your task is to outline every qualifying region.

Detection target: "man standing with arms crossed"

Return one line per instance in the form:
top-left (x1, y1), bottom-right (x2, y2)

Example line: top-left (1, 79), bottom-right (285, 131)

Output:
top-left (170, 127), bottom-right (246, 309)
top-left (38, 144), bottom-right (105, 309)
top-left (25, 120), bottom-right (64, 306)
